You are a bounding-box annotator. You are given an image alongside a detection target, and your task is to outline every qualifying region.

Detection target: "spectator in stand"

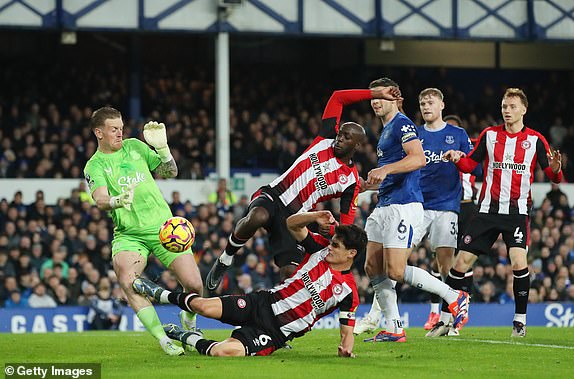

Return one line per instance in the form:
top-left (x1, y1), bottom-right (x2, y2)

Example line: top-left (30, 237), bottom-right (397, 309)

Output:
top-left (28, 283), bottom-right (57, 308)
top-left (4, 290), bottom-right (28, 308)
top-left (87, 280), bottom-right (123, 330)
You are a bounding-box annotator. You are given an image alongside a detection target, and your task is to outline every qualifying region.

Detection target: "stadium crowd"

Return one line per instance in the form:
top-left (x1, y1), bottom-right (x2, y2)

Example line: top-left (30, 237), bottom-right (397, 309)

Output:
top-left (1, 65), bottom-right (574, 181)
top-left (0, 180), bottom-right (573, 312)
top-left (1, 64), bottom-right (574, 323)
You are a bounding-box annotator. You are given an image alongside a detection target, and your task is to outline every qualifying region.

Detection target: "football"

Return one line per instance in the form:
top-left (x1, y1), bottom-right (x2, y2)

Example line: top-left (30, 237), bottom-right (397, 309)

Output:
top-left (159, 216), bottom-right (195, 253)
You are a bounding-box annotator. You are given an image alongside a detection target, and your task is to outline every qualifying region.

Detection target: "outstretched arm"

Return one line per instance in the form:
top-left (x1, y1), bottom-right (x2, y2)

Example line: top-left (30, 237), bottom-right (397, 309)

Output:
top-left (321, 87), bottom-right (402, 135)
top-left (144, 121), bottom-right (179, 178)
top-left (287, 211), bottom-right (338, 242)
top-left (338, 324), bottom-right (356, 358)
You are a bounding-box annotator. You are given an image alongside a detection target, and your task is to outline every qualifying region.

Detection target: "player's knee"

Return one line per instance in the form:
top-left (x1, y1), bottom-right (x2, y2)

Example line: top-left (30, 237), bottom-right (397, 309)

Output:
top-left (247, 207), bottom-right (269, 227)
top-left (181, 278), bottom-right (203, 295)
top-left (387, 268), bottom-right (404, 282)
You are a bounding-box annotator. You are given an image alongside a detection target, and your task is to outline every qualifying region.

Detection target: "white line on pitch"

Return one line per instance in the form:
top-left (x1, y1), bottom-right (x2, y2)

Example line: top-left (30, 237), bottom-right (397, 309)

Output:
top-left (449, 338), bottom-right (574, 350)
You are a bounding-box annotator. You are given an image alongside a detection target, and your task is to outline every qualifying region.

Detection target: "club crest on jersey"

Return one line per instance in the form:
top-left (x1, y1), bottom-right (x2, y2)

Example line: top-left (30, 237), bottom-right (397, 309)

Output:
top-left (333, 284), bottom-right (343, 295)
top-left (237, 298), bottom-right (246, 309)
top-left (338, 174), bottom-right (348, 185)
top-left (521, 140), bottom-right (531, 150)
top-left (445, 135), bottom-right (455, 144)
top-left (463, 235), bottom-right (472, 244)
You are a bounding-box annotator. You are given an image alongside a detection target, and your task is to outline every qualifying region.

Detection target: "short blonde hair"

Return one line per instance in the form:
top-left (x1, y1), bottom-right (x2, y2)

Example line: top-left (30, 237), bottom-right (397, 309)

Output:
top-left (418, 88), bottom-right (444, 102)
top-left (503, 88), bottom-right (528, 108)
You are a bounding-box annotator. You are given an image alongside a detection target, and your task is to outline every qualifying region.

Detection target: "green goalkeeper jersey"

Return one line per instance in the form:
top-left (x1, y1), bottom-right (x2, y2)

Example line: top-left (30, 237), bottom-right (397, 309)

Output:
top-left (84, 138), bottom-right (172, 236)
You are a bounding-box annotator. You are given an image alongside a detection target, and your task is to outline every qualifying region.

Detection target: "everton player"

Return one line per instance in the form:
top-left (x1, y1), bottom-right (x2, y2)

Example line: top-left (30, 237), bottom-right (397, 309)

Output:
top-left (362, 78), bottom-right (469, 343)
top-left (414, 90), bottom-right (478, 336)
top-left (205, 86), bottom-right (401, 291)
top-left (444, 88), bottom-right (563, 337)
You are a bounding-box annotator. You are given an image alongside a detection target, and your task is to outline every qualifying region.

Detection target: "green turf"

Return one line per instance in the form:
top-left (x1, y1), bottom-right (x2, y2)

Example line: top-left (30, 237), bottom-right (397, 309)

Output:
top-left (1, 328), bottom-right (573, 378)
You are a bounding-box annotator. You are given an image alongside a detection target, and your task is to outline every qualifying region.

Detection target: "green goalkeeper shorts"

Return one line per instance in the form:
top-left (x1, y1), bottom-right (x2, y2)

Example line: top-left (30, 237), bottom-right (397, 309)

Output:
top-left (111, 233), bottom-right (193, 268)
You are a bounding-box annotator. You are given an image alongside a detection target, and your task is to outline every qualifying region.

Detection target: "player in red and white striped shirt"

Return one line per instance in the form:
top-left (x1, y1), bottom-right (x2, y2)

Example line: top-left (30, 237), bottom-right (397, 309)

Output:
top-left (205, 86), bottom-right (401, 290)
top-left (133, 210), bottom-right (366, 357)
top-left (444, 88), bottom-right (563, 337)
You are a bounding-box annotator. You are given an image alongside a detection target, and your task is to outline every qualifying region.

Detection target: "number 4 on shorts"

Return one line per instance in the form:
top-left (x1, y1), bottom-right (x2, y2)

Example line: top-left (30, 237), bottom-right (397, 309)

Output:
top-left (514, 227), bottom-right (524, 243)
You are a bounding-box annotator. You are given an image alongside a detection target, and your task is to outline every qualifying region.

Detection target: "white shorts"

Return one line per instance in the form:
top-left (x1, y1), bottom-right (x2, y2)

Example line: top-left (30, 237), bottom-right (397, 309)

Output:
top-left (412, 210), bottom-right (458, 251)
top-left (365, 203), bottom-right (423, 249)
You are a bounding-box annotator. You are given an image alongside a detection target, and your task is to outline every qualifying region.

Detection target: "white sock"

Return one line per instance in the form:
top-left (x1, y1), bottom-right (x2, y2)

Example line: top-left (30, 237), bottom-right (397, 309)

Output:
top-left (439, 311), bottom-right (452, 324)
top-left (185, 332), bottom-right (204, 347)
top-left (514, 313), bottom-right (526, 325)
top-left (368, 295), bottom-right (382, 319)
top-left (219, 252), bottom-right (233, 266)
top-left (373, 278), bottom-right (403, 334)
top-left (430, 303), bottom-right (439, 314)
top-left (159, 290), bottom-right (172, 304)
top-left (403, 266), bottom-right (459, 304)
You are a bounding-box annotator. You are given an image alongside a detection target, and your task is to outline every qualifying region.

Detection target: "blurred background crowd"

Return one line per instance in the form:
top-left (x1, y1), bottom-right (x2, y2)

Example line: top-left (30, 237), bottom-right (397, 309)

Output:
top-left (1, 178), bottom-right (573, 314)
top-left (2, 62), bottom-right (574, 181)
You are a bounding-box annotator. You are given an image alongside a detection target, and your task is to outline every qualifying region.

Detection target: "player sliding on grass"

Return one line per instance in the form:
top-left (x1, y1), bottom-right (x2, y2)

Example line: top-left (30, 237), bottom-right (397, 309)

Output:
top-left (134, 210), bottom-right (365, 357)
top-left (84, 107), bottom-right (203, 356)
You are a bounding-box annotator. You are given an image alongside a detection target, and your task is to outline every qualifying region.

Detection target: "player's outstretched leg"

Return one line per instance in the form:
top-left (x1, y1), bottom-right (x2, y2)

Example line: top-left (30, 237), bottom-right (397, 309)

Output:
top-left (206, 206), bottom-right (269, 291)
top-left (163, 324), bottom-right (242, 356)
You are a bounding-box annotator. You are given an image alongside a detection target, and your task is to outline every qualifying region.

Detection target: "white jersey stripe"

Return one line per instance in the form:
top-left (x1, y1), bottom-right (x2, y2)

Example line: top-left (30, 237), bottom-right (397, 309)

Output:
top-left (518, 135), bottom-right (538, 214)
top-left (498, 136), bottom-right (516, 214)
top-left (461, 173), bottom-right (473, 201)
top-left (480, 130), bottom-right (496, 213)
top-left (299, 163), bottom-right (356, 212)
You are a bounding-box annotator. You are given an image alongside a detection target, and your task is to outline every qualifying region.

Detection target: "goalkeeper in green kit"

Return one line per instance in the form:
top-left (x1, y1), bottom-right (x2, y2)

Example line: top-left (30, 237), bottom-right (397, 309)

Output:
top-left (84, 107), bottom-right (203, 356)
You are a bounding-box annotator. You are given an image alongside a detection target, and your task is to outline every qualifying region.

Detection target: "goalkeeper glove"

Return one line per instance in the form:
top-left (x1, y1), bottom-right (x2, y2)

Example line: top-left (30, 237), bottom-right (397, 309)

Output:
top-left (109, 183), bottom-right (136, 211)
top-left (143, 121), bottom-right (172, 162)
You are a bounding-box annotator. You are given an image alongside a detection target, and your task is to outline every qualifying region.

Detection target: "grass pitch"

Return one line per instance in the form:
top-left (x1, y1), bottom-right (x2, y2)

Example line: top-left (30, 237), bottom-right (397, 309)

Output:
top-left (1, 327), bottom-right (573, 379)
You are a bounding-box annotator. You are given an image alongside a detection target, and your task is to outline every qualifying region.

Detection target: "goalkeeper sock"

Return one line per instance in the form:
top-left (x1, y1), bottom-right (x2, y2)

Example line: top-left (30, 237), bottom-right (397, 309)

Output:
top-left (136, 306), bottom-right (167, 340)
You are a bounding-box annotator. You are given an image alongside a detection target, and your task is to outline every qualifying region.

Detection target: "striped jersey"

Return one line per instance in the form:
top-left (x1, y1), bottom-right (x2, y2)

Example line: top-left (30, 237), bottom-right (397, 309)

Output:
top-left (268, 90), bottom-right (372, 224)
top-left (268, 232), bottom-right (359, 339)
top-left (467, 125), bottom-right (556, 215)
top-left (460, 138), bottom-right (480, 202)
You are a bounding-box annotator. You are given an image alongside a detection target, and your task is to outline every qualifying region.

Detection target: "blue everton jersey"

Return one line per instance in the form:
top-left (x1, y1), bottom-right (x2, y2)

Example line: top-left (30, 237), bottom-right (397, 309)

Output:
top-left (418, 123), bottom-right (473, 212)
top-left (376, 112), bottom-right (423, 207)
